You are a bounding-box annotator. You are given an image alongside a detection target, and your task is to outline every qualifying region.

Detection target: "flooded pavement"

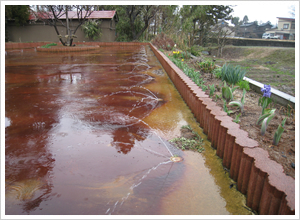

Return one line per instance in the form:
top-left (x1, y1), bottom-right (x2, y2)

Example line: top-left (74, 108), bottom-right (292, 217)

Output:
top-left (4, 45), bottom-right (252, 215)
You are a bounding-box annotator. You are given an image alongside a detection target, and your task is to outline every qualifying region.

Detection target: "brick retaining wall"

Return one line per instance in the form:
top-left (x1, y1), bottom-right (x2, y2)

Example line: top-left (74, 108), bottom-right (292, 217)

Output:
top-left (5, 42), bottom-right (295, 215)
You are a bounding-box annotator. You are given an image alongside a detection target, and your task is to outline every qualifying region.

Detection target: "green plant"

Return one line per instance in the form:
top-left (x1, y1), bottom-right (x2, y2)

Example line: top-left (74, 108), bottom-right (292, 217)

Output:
top-left (181, 51), bottom-right (191, 59)
top-left (220, 63), bottom-right (247, 85)
top-left (286, 104), bottom-right (294, 117)
top-left (172, 50), bottom-right (181, 59)
top-left (181, 125), bottom-right (192, 130)
top-left (229, 89), bottom-right (246, 113)
top-left (237, 80), bottom-right (250, 91)
top-left (257, 108), bottom-right (276, 135)
top-left (258, 96), bottom-right (273, 115)
top-left (259, 84), bottom-right (273, 115)
top-left (222, 81), bottom-right (238, 102)
top-left (81, 20), bottom-right (102, 40)
top-left (41, 43), bottom-right (57, 48)
top-left (168, 56), bottom-right (205, 88)
top-left (198, 61), bottom-right (216, 73)
top-left (273, 117), bottom-right (287, 146)
top-left (209, 84), bottom-right (215, 97)
top-left (215, 94), bottom-right (221, 101)
top-left (201, 84), bottom-right (208, 92)
top-left (189, 45), bottom-right (200, 56)
top-left (169, 125), bottom-right (204, 153)
top-left (213, 67), bottom-right (222, 79)
top-left (233, 113), bottom-right (241, 123)
top-left (223, 99), bottom-right (233, 115)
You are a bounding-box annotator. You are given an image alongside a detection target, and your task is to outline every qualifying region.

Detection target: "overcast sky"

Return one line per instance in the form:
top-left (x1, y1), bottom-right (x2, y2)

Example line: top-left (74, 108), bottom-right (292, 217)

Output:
top-left (230, 1), bottom-right (296, 25)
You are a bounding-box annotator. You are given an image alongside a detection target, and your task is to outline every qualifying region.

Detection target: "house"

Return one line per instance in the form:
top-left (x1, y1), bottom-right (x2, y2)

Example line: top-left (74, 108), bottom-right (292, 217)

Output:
top-left (6, 10), bottom-right (119, 42)
top-left (235, 22), bottom-right (272, 38)
top-left (265, 17), bottom-right (295, 40)
top-left (256, 22), bottom-right (273, 38)
top-left (211, 19), bottom-right (235, 37)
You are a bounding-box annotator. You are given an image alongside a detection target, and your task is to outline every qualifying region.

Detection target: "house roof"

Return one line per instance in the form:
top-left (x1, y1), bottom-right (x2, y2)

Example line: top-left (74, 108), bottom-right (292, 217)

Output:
top-left (29, 10), bottom-right (117, 21)
top-left (240, 22), bottom-right (256, 27)
top-left (277, 17), bottom-right (295, 21)
top-left (258, 22), bottom-right (272, 27)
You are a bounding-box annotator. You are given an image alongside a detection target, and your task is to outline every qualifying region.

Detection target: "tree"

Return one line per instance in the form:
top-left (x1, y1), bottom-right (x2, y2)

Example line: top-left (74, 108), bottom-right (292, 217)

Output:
top-left (242, 15), bottom-right (249, 24)
top-left (289, 5), bottom-right (295, 18)
top-left (5, 5), bottom-right (30, 25)
top-left (180, 5), bottom-right (233, 46)
top-left (103, 5), bottom-right (160, 41)
top-left (231, 16), bottom-right (241, 26)
top-left (81, 20), bottom-right (102, 40)
top-left (210, 20), bottom-right (235, 57)
top-left (125, 5), bottom-right (160, 40)
top-left (32, 5), bottom-right (95, 46)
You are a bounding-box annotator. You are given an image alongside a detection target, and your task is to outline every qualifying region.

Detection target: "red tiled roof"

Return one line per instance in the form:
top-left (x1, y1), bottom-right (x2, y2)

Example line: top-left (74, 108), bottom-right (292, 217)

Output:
top-left (29, 10), bottom-right (116, 20)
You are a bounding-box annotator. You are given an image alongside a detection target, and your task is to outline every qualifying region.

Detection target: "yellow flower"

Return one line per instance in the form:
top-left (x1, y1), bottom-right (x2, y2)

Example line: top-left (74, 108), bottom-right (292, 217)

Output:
top-left (182, 59), bottom-right (184, 61)
top-left (173, 51), bottom-right (176, 54)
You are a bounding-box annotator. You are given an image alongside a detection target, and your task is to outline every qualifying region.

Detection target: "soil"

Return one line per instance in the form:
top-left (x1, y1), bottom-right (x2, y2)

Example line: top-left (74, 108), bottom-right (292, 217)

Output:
top-left (165, 48), bottom-right (296, 179)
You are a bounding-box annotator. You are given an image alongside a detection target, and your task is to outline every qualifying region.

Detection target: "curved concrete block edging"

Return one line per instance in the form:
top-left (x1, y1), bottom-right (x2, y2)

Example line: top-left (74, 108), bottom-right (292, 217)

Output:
top-left (149, 43), bottom-right (295, 215)
top-left (5, 42), bottom-right (295, 215)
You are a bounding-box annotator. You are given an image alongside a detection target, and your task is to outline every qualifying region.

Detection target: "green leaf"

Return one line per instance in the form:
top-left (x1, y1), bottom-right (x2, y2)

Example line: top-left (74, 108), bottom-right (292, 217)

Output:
top-left (273, 125), bottom-right (285, 145)
top-left (260, 117), bottom-right (268, 135)
top-left (272, 117), bottom-right (287, 145)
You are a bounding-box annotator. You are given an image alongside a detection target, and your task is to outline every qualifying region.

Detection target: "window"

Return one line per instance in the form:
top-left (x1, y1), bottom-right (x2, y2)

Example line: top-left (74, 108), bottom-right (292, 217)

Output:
top-left (283, 24), bottom-right (289, 29)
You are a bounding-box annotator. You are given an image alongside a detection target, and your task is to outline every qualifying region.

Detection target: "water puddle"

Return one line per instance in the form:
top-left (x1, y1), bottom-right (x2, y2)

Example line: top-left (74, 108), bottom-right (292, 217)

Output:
top-left (4, 45), bottom-right (252, 215)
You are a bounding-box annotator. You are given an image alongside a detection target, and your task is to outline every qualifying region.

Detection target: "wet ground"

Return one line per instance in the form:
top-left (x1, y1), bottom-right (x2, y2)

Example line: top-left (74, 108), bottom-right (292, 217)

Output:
top-left (4, 45), bottom-right (252, 215)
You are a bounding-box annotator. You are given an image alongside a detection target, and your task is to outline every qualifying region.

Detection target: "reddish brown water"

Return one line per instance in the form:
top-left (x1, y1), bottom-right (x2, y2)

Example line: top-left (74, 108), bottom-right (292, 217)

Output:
top-left (4, 46), bottom-right (252, 215)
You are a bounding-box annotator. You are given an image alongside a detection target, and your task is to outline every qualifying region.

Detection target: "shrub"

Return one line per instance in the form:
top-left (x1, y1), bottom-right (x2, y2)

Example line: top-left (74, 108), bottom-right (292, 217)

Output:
top-left (41, 43), bottom-right (57, 48)
top-left (198, 61), bottom-right (216, 74)
top-left (81, 20), bottom-right (102, 40)
top-left (237, 80), bottom-right (250, 91)
top-left (151, 33), bottom-right (175, 50)
top-left (188, 45), bottom-right (203, 56)
top-left (213, 67), bottom-right (222, 79)
top-left (220, 63), bottom-right (247, 85)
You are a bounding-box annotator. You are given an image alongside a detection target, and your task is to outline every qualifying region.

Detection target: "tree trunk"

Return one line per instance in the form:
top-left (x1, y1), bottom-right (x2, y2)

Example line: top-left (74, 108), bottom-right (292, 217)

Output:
top-left (66, 7), bottom-right (71, 46)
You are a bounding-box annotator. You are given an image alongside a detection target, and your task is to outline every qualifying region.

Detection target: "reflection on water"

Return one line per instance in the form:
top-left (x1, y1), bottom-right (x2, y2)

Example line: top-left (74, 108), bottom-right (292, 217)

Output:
top-left (5, 45), bottom-right (252, 215)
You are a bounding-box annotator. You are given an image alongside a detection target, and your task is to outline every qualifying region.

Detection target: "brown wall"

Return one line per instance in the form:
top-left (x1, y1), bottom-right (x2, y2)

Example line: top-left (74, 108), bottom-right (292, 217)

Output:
top-left (6, 19), bottom-right (117, 43)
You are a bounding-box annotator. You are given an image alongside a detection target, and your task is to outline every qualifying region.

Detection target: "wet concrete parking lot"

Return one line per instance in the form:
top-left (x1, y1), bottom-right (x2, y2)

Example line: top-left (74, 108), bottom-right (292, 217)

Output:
top-left (4, 45), bottom-right (252, 215)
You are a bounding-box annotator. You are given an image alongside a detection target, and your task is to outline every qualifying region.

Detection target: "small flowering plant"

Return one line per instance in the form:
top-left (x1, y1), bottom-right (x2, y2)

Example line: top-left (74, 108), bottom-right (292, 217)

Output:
top-left (173, 50), bottom-right (181, 59)
top-left (261, 84), bottom-right (271, 98)
top-left (258, 84), bottom-right (273, 115)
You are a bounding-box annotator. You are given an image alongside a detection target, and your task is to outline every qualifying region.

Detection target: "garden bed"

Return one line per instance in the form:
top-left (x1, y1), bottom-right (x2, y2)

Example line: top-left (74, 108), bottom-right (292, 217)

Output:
top-left (164, 49), bottom-right (295, 179)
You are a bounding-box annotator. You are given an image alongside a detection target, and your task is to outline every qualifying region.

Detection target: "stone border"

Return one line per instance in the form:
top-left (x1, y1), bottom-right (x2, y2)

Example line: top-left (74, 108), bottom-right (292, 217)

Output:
top-left (149, 43), bottom-right (295, 215)
top-left (5, 42), bottom-right (295, 215)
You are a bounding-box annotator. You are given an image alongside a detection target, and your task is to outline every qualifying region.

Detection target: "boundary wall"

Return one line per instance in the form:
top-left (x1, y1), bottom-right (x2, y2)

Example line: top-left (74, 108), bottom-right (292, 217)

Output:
top-left (5, 42), bottom-right (295, 215)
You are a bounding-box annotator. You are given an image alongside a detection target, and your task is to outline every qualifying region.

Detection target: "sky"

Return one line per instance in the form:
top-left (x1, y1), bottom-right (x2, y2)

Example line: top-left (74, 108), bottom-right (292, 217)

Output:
top-left (230, 1), bottom-right (297, 25)
top-left (2, 1), bottom-right (297, 26)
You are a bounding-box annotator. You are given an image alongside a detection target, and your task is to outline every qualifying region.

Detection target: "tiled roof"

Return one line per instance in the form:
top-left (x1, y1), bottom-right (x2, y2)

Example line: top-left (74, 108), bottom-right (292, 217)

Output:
top-left (29, 10), bottom-right (117, 20)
